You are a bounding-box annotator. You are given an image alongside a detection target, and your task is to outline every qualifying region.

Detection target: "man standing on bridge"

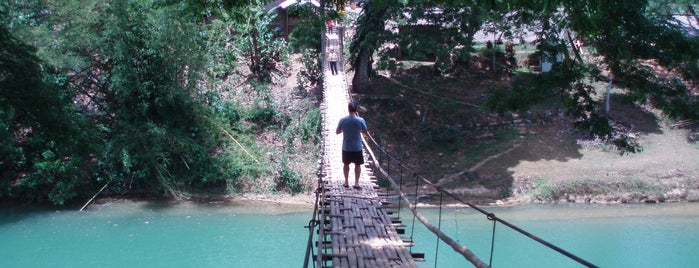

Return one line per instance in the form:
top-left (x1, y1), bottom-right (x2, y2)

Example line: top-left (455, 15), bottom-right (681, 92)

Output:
top-left (336, 102), bottom-right (368, 189)
top-left (328, 47), bottom-right (339, 75)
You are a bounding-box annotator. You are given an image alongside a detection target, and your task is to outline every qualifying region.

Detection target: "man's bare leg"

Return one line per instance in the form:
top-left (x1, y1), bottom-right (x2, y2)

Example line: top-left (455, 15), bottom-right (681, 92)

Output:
top-left (354, 164), bottom-right (361, 187)
top-left (343, 164), bottom-right (350, 186)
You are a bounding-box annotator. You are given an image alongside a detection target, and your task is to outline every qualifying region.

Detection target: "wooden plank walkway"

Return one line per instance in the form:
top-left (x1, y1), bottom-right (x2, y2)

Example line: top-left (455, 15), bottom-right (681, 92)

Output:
top-left (316, 25), bottom-right (421, 268)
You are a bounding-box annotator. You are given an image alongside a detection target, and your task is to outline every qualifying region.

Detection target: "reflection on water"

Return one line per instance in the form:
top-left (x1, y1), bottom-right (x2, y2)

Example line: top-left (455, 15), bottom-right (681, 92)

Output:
top-left (0, 201), bottom-right (698, 267)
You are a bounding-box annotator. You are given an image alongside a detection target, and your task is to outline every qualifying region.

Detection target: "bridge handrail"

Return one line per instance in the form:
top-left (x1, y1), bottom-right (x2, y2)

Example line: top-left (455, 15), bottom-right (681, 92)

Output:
top-left (362, 133), bottom-right (598, 268)
top-left (362, 133), bottom-right (490, 268)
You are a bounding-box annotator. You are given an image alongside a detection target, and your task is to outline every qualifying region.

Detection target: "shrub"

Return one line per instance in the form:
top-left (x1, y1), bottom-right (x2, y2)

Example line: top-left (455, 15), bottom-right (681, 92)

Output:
top-left (300, 108), bottom-right (321, 143)
top-left (531, 178), bottom-right (559, 201)
top-left (275, 158), bottom-right (302, 194)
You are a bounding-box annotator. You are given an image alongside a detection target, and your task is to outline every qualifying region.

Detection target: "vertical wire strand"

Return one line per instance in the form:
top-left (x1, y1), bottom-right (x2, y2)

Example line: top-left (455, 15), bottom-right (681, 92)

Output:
top-left (489, 214), bottom-right (497, 267)
top-left (454, 207), bottom-right (459, 243)
top-left (409, 173), bottom-right (419, 253)
top-left (398, 169), bottom-right (403, 219)
top-left (434, 191), bottom-right (444, 268)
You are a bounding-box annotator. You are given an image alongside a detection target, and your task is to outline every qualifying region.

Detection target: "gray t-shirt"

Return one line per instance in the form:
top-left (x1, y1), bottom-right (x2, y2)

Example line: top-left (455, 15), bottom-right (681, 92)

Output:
top-left (337, 115), bottom-right (368, 152)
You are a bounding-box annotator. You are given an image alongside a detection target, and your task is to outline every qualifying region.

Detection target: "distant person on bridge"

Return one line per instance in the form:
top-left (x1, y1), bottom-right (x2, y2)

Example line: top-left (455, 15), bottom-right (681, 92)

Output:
top-left (336, 102), bottom-right (368, 189)
top-left (328, 48), bottom-right (339, 75)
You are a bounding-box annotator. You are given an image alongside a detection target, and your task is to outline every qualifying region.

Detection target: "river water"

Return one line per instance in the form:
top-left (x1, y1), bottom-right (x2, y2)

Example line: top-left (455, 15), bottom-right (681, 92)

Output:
top-left (1, 200), bottom-right (697, 267)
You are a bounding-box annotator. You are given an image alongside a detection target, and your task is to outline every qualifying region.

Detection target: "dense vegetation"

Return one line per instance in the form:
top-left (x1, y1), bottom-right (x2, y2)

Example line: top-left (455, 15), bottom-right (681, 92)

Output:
top-left (1, 0), bottom-right (324, 205)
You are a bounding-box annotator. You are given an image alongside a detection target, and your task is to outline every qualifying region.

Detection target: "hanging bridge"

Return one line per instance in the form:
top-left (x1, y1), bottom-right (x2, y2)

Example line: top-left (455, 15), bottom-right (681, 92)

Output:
top-left (302, 18), bottom-right (598, 268)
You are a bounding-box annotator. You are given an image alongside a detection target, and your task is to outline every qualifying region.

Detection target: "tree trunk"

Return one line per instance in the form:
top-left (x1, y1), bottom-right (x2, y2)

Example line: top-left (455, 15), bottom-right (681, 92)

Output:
top-left (352, 48), bottom-right (373, 93)
top-left (350, 1), bottom-right (389, 94)
top-left (605, 73), bottom-right (613, 116)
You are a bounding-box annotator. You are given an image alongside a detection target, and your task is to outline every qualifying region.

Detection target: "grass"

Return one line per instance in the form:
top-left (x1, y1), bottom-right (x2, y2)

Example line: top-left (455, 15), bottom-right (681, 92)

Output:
top-left (528, 177), bottom-right (668, 203)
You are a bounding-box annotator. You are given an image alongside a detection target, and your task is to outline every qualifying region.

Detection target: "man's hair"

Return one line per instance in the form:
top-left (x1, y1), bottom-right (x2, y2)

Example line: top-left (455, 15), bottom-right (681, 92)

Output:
top-left (348, 102), bottom-right (357, 113)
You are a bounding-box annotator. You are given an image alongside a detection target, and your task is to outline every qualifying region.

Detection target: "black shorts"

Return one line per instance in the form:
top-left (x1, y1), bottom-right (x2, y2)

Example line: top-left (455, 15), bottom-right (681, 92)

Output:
top-left (342, 151), bottom-right (364, 165)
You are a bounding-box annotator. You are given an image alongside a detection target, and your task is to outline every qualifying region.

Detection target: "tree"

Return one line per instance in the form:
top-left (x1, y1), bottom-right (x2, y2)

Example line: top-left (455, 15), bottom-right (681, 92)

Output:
top-left (0, 20), bottom-right (97, 204)
top-left (394, 1), bottom-right (485, 75)
top-left (350, 0), bottom-right (490, 92)
top-left (232, 0), bottom-right (289, 84)
top-left (350, 0), bottom-right (394, 93)
top-left (1, 0), bottom-right (316, 204)
top-left (487, 0), bottom-right (698, 151)
top-left (1, 0), bottom-right (247, 203)
top-left (351, 0), bottom-right (697, 151)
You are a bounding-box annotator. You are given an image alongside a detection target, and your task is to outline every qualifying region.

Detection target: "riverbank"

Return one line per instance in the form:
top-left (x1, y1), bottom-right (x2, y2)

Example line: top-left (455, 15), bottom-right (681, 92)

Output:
top-left (70, 184), bottom-right (699, 213)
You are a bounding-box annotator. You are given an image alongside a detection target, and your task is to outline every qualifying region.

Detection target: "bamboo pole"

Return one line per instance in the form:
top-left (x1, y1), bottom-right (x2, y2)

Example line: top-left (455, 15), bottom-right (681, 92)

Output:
top-left (207, 117), bottom-right (259, 163)
top-left (79, 180), bottom-right (111, 212)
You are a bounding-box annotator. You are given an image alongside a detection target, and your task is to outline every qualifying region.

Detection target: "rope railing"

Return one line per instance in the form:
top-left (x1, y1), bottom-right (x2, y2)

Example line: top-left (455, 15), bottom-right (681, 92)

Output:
top-left (362, 133), bottom-right (599, 268)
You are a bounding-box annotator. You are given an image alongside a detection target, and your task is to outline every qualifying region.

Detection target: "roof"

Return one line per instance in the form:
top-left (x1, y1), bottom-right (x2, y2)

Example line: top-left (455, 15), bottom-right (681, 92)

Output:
top-left (265, 0), bottom-right (320, 12)
top-left (672, 15), bottom-right (699, 37)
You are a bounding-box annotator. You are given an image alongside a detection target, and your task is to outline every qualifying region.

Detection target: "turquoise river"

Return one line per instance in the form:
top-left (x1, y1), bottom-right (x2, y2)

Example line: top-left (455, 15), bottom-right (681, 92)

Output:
top-left (1, 200), bottom-right (698, 267)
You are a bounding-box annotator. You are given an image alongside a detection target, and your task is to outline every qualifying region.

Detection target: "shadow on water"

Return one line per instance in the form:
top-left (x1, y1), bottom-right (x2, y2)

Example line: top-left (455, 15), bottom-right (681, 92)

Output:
top-left (0, 203), bottom-right (56, 227)
top-left (0, 196), bottom-right (310, 228)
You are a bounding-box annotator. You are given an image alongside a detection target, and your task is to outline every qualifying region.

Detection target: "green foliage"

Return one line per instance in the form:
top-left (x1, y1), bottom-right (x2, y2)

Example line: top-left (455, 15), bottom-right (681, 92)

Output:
top-left (0, 20), bottom-right (101, 204)
top-left (484, 75), bottom-right (556, 115)
top-left (275, 157), bottom-right (302, 194)
top-left (559, 0), bottom-right (699, 119)
top-left (1, 0), bottom-right (321, 205)
top-left (300, 108), bottom-right (322, 143)
top-left (531, 178), bottom-right (559, 201)
top-left (244, 102), bottom-right (279, 129)
top-left (537, 178), bottom-right (665, 202)
top-left (203, 17), bottom-right (239, 80)
top-left (296, 49), bottom-right (322, 92)
top-left (232, 0), bottom-right (289, 83)
top-left (418, 124), bottom-right (462, 151)
top-left (24, 143), bottom-right (85, 205)
top-left (96, 0), bottom-right (229, 197)
top-left (287, 4), bottom-right (323, 53)
top-left (373, 1), bottom-right (485, 76)
top-left (212, 98), bottom-right (243, 128)
top-left (619, 62), bottom-right (699, 121)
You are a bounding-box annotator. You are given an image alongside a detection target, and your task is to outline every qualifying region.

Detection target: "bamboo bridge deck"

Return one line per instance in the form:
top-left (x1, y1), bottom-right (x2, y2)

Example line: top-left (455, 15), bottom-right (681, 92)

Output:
top-left (314, 27), bottom-right (421, 268)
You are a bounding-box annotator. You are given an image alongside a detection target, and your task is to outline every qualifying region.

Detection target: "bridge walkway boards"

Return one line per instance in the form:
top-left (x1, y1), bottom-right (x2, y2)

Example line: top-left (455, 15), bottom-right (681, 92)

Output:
top-left (316, 181), bottom-right (421, 268)
top-left (316, 25), bottom-right (421, 268)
